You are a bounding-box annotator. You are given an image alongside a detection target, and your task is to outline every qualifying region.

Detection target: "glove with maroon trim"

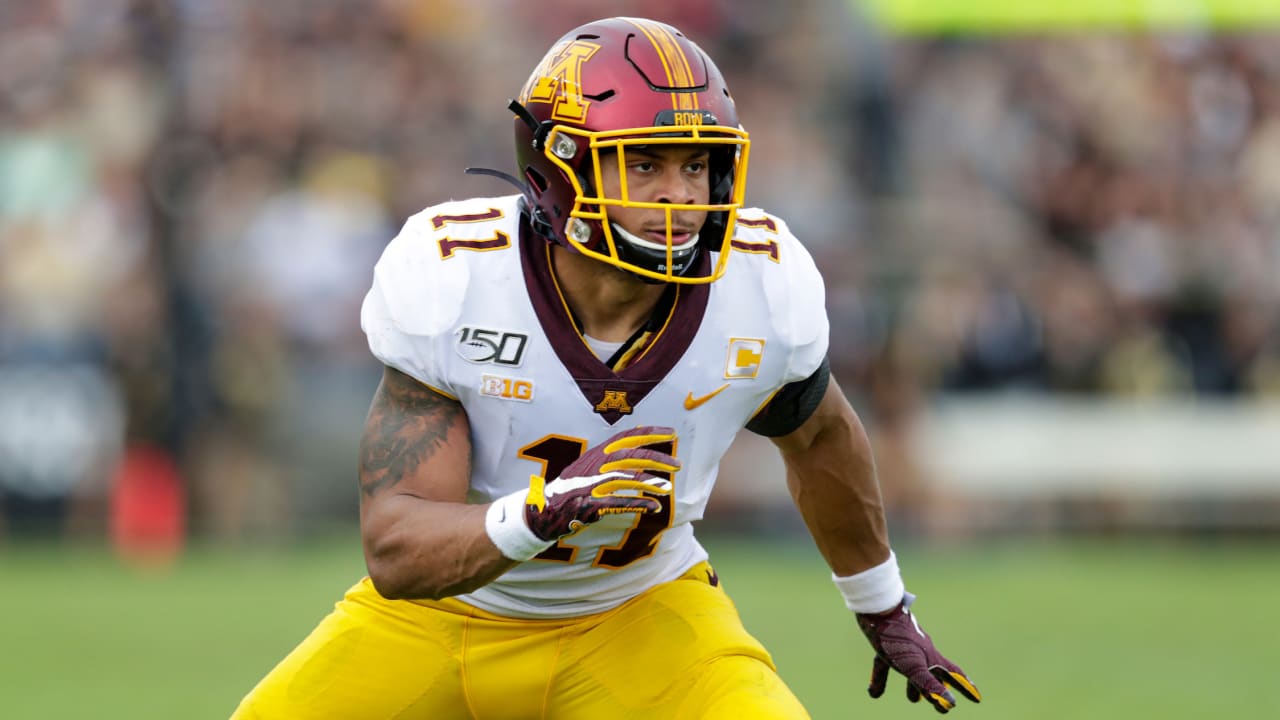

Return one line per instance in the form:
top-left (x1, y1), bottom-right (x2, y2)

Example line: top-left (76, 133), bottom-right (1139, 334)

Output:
top-left (523, 425), bottom-right (678, 541)
top-left (856, 593), bottom-right (982, 714)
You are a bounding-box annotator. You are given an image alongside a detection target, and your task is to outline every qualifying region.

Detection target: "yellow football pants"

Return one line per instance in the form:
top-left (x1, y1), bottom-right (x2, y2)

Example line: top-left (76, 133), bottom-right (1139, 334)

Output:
top-left (231, 561), bottom-right (809, 719)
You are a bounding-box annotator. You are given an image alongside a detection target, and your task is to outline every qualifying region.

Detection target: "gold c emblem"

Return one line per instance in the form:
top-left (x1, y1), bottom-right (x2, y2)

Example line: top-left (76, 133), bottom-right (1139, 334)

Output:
top-left (724, 338), bottom-right (765, 379)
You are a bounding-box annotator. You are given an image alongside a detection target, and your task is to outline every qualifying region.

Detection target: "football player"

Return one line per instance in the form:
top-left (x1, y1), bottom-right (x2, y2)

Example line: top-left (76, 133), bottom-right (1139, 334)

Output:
top-left (233, 16), bottom-right (980, 719)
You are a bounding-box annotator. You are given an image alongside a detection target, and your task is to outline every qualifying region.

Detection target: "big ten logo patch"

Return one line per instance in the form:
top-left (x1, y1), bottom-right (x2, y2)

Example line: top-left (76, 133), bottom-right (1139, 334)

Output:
top-left (456, 327), bottom-right (528, 366)
top-left (724, 338), bottom-right (764, 379)
top-left (480, 374), bottom-right (534, 402)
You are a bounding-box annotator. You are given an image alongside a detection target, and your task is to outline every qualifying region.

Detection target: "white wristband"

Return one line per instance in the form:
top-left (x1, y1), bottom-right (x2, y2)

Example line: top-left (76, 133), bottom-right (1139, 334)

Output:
top-left (484, 488), bottom-right (554, 562)
top-left (832, 550), bottom-right (906, 614)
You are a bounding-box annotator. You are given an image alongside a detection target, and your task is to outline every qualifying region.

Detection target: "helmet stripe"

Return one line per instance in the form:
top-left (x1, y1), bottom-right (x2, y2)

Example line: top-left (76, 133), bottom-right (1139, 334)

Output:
top-left (623, 18), bottom-right (699, 111)
top-left (654, 23), bottom-right (698, 111)
top-left (649, 23), bottom-right (696, 96)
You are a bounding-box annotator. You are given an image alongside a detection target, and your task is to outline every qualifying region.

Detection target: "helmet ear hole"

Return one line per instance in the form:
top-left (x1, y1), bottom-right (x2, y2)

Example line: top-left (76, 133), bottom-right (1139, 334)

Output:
top-left (525, 168), bottom-right (548, 195)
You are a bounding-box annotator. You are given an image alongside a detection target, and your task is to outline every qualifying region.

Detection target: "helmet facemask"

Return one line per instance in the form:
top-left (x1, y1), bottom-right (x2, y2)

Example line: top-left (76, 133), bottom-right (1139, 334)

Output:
top-left (547, 122), bottom-right (749, 284)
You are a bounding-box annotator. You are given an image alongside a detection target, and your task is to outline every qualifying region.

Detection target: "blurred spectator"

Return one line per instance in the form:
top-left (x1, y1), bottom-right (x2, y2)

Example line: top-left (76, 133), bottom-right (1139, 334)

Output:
top-left (0, 360), bottom-right (125, 538)
top-left (2, 0), bottom-right (1279, 539)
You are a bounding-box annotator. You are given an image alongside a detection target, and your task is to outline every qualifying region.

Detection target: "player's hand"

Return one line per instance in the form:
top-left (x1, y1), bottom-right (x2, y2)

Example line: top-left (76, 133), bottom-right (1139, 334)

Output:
top-left (855, 593), bottom-right (982, 713)
top-left (522, 426), bottom-right (678, 541)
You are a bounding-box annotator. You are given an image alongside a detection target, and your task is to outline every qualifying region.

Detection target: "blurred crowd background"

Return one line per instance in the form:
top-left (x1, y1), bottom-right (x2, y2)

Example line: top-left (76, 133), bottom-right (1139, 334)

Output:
top-left (2, 0), bottom-right (1278, 550)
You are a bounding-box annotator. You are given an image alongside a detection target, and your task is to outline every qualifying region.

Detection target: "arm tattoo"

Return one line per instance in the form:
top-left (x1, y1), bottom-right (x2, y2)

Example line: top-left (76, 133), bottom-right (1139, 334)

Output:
top-left (359, 369), bottom-right (465, 499)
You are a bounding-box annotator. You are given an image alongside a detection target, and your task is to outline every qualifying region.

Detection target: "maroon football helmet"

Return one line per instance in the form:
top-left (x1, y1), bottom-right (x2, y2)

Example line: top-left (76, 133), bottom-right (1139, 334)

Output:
top-left (512, 17), bottom-right (749, 284)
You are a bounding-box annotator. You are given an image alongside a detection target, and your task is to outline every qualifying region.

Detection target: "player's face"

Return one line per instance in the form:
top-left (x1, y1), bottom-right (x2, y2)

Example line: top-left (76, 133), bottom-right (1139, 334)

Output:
top-left (597, 145), bottom-right (711, 245)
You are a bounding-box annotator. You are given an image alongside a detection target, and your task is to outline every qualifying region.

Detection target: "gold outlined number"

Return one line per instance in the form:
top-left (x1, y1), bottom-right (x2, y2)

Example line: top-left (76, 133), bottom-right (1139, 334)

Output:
top-left (732, 217), bottom-right (781, 262)
top-left (729, 238), bottom-right (779, 262)
top-left (518, 434), bottom-right (675, 568)
top-left (431, 209), bottom-right (511, 259)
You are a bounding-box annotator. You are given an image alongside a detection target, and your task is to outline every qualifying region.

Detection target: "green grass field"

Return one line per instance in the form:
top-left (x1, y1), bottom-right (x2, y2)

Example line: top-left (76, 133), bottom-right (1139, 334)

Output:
top-left (2, 531), bottom-right (1277, 719)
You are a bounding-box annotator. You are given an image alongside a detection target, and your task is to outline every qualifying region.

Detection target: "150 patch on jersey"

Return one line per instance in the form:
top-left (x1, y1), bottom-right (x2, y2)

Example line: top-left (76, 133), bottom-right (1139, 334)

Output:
top-left (456, 327), bottom-right (528, 366)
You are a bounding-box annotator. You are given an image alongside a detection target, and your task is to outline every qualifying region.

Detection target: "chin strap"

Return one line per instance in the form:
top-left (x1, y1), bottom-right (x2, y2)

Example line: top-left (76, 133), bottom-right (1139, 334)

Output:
top-left (509, 99), bottom-right (542, 141)
top-left (610, 223), bottom-right (700, 255)
top-left (464, 166), bottom-right (527, 193)
top-left (610, 223), bottom-right (700, 282)
top-left (464, 165), bottom-right (556, 242)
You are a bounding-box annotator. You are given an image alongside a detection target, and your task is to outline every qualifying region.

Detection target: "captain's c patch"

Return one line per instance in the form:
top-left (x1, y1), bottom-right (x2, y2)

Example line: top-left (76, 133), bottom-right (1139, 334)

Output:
top-left (724, 338), bottom-right (764, 379)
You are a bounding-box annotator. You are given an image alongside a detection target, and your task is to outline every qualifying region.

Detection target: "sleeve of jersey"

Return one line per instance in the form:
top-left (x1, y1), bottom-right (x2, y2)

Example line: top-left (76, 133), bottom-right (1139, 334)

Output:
top-left (359, 215), bottom-right (468, 394)
top-left (764, 216), bottom-right (830, 384)
top-left (742, 215), bottom-right (830, 437)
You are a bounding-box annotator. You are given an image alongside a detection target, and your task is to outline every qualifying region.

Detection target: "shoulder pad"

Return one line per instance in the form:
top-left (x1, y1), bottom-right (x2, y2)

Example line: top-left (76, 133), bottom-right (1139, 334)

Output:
top-left (371, 214), bottom-right (467, 337)
top-left (370, 195), bottom-right (521, 338)
top-left (732, 209), bottom-right (829, 381)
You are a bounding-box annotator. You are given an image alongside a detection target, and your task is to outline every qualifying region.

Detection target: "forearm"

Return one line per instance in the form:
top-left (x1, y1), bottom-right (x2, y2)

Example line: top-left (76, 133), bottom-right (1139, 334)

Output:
top-left (775, 389), bottom-right (980, 711)
top-left (775, 382), bottom-right (891, 576)
top-left (358, 365), bottom-right (517, 600)
top-left (361, 495), bottom-right (517, 600)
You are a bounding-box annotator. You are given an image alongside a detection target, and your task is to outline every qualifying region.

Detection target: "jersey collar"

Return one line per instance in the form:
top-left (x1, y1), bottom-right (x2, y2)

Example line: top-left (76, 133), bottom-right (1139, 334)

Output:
top-left (520, 223), bottom-right (710, 423)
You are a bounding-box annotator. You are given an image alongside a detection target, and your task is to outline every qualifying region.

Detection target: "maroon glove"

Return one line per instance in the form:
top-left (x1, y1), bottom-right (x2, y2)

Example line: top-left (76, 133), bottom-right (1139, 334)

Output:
top-left (856, 593), bottom-right (982, 713)
top-left (523, 426), bottom-right (678, 541)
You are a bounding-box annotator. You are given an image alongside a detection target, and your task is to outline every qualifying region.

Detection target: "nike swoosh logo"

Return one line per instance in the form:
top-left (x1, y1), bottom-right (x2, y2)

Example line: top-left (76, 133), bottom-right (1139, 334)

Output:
top-left (684, 383), bottom-right (729, 410)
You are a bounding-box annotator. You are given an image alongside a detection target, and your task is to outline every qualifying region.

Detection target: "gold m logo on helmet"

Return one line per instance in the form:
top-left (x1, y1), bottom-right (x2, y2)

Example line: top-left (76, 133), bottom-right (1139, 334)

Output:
top-left (595, 389), bottom-right (633, 415)
top-left (524, 40), bottom-right (600, 124)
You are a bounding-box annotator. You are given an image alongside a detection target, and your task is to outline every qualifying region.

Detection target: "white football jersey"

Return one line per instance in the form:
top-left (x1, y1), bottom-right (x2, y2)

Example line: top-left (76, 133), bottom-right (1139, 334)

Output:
top-left (361, 194), bottom-right (828, 618)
